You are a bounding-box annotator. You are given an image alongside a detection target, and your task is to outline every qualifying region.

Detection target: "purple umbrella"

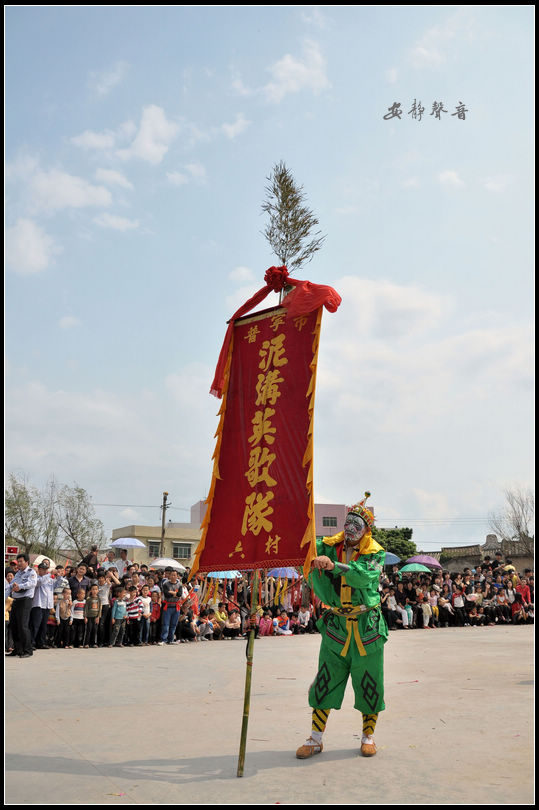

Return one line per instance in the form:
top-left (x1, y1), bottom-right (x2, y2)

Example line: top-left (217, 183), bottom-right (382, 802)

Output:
top-left (405, 555), bottom-right (442, 569)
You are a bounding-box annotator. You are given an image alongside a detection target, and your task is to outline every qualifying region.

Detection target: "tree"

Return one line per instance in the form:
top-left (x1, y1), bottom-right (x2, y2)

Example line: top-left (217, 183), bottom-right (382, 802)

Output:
top-left (262, 161), bottom-right (326, 273)
top-left (488, 487), bottom-right (534, 556)
top-left (5, 473), bottom-right (42, 555)
top-left (55, 483), bottom-right (106, 561)
top-left (372, 526), bottom-right (417, 561)
top-left (37, 476), bottom-right (62, 560)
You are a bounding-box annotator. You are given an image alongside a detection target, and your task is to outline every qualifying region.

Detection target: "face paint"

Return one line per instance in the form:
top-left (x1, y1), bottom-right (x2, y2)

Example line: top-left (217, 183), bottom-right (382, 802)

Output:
top-left (344, 513), bottom-right (366, 546)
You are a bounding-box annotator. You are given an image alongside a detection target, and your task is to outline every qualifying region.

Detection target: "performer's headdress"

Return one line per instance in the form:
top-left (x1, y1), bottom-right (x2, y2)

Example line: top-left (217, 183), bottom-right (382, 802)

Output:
top-left (347, 491), bottom-right (375, 529)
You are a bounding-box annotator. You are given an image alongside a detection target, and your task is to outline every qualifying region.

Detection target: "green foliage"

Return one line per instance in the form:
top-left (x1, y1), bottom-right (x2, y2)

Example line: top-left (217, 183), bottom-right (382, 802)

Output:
top-left (5, 472), bottom-right (105, 559)
top-left (262, 161), bottom-right (326, 271)
top-left (372, 526), bottom-right (416, 560)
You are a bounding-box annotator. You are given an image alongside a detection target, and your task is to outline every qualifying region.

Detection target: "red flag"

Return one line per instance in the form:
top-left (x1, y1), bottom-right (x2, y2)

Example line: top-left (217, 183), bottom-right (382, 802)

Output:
top-left (192, 304), bottom-right (325, 578)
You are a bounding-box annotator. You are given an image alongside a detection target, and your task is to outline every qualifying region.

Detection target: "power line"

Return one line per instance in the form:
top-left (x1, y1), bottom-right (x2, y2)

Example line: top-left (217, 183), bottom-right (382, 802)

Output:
top-left (92, 502), bottom-right (190, 511)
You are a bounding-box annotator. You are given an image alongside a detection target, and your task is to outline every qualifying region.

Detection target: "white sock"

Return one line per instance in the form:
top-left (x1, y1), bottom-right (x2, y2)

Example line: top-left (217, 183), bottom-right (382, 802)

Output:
top-left (361, 734), bottom-right (374, 744)
top-left (310, 730), bottom-right (323, 744)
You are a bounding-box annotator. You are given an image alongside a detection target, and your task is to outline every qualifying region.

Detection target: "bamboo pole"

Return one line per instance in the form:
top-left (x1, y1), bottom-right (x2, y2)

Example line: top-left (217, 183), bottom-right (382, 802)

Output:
top-left (237, 568), bottom-right (259, 777)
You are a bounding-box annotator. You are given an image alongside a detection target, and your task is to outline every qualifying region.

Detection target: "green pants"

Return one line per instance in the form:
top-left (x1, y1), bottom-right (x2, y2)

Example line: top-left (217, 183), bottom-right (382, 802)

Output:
top-left (308, 631), bottom-right (385, 714)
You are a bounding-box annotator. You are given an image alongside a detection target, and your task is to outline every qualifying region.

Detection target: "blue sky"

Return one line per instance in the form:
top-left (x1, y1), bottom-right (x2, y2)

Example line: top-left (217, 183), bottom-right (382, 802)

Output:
top-left (5, 6), bottom-right (534, 551)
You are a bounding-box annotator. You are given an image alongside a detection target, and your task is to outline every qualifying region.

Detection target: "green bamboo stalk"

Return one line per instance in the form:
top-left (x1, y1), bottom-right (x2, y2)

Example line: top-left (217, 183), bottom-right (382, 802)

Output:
top-left (237, 568), bottom-right (259, 777)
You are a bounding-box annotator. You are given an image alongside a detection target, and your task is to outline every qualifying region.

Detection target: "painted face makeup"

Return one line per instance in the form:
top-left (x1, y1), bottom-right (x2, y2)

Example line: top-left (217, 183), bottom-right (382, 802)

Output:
top-left (344, 513), bottom-right (367, 546)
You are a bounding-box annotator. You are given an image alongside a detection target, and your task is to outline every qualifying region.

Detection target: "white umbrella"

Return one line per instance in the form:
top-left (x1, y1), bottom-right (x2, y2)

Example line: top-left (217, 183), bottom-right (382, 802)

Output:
top-left (33, 554), bottom-right (57, 569)
top-left (149, 557), bottom-right (186, 572)
top-left (110, 538), bottom-right (146, 549)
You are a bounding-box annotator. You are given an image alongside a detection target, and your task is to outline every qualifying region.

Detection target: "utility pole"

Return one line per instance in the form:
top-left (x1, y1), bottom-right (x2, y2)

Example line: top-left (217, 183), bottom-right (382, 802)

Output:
top-left (160, 491), bottom-right (169, 558)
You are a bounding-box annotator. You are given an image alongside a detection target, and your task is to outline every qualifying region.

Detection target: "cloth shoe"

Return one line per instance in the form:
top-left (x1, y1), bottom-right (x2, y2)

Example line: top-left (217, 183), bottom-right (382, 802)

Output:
top-left (296, 736), bottom-right (323, 759)
top-left (360, 735), bottom-right (377, 757)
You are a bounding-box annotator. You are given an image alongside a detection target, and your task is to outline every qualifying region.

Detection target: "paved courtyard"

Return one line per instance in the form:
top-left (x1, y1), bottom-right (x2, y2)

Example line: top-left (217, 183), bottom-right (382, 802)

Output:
top-left (5, 625), bottom-right (534, 805)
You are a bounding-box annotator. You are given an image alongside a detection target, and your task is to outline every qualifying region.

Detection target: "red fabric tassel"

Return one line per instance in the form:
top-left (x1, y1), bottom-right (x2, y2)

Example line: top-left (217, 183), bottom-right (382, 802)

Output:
top-left (210, 267), bottom-right (341, 398)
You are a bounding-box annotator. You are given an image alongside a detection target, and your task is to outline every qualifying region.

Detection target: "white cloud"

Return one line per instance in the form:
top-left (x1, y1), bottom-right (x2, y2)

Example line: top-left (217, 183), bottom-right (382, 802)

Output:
top-left (301, 7), bottom-right (330, 29)
top-left (167, 171), bottom-right (188, 187)
top-left (225, 283), bottom-right (261, 312)
top-left (6, 153), bottom-right (40, 182)
top-left (6, 219), bottom-right (62, 275)
top-left (120, 507), bottom-right (143, 523)
top-left (483, 174), bottom-right (514, 193)
top-left (59, 316), bottom-right (82, 329)
top-left (438, 169), bottom-right (465, 189)
top-left (385, 68), bottom-right (398, 83)
top-left (185, 162), bottom-right (206, 182)
top-left (93, 213), bottom-right (140, 231)
top-left (264, 40), bottom-right (331, 103)
top-left (117, 105), bottom-right (180, 164)
top-left (228, 266), bottom-right (255, 284)
top-left (231, 74), bottom-right (254, 97)
top-left (88, 61), bottom-right (130, 96)
top-left (221, 113), bottom-right (251, 139)
top-left (313, 276), bottom-right (532, 534)
top-left (410, 11), bottom-right (477, 69)
top-left (71, 130), bottom-right (117, 150)
top-left (95, 168), bottom-right (134, 190)
top-left (29, 169), bottom-right (112, 213)
top-left (167, 163), bottom-right (207, 186)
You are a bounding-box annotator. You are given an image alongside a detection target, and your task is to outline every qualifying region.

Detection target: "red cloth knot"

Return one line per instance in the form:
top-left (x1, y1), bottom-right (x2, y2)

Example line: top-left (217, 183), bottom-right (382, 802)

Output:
top-left (264, 265), bottom-right (289, 292)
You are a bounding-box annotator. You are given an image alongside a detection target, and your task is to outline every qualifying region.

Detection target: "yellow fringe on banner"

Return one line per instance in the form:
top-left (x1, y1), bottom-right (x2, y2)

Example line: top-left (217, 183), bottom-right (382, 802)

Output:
top-left (301, 307), bottom-right (323, 578)
top-left (191, 332), bottom-right (235, 579)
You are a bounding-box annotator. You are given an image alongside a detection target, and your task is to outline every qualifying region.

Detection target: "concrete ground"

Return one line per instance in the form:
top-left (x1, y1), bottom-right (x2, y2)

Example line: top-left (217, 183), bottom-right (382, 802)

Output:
top-left (4, 625), bottom-right (534, 805)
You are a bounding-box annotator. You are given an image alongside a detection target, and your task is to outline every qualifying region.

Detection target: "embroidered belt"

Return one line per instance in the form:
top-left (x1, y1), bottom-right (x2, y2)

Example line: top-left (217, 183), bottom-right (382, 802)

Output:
top-left (327, 602), bottom-right (380, 658)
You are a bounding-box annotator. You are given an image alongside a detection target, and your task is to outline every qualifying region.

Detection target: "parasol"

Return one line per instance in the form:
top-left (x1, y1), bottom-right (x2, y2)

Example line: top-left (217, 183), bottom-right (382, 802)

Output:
top-left (405, 555), bottom-right (442, 569)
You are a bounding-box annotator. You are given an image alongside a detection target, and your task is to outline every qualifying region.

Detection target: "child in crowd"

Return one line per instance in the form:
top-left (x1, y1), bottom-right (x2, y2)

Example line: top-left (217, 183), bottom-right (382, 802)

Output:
top-left (298, 605), bottom-right (312, 633)
top-left (428, 589), bottom-right (439, 627)
top-left (258, 611), bottom-right (273, 636)
top-left (110, 588), bottom-right (127, 647)
top-left (149, 591), bottom-right (161, 644)
top-left (55, 587), bottom-right (73, 648)
top-left (71, 589), bottom-right (87, 648)
top-left (125, 586), bottom-right (143, 646)
top-left (420, 595), bottom-right (433, 629)
top-left (46, 605), bottom-right (57, 646)
top-left (53, 566), bottom-right (69, 599)
top-left (273, 609), bottom-right (293, 636)
top-left (223, 609), bottom-right (242, 639)
top-left (196, 609), bottom-right (214, 640)
top-left (289, 612), bottom-right (300, 635)
top-left (83, 584), bottom-right (101, 647)
top-left (139, 584), bottom-right (152, 645)
top-left (97, 572), bottom-right (112, 647)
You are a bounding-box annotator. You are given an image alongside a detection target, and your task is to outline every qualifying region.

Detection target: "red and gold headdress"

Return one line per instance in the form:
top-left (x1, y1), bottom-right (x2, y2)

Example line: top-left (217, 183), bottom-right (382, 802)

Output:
top-left (347, 491), bottom-right (375, 529)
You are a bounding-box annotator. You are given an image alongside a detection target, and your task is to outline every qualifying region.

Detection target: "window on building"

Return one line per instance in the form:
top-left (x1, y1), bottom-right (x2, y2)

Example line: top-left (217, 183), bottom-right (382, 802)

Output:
top-left (148, 542), bottom-right (160, 558)
top-left (322, 516), bottom-right (338, 527)
top-left (172, 543), bottom-right (192, 560)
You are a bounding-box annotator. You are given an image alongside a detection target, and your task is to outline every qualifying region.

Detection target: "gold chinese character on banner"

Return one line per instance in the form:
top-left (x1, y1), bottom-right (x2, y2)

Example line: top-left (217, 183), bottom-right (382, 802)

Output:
top-left (228, 541), bottom-right (245, 559)
top-left (248, 407), bottom-right (276, 446)
top-left (258, 334), bottom-right (288, 372)
top-left (244, 326), bottom-right (260, 344)
top-left (241, 491), bottom-right (274, 536)
top-left (245, 446), bottom-right (277, 488)
top-left (270, 314), bottom-right (286, 332)
top-left (293, 316), bottom-right (308, 332)
top-left (265, 535), bottom-right (281, 555)
top-left (255, 369), bottom-right (284, 407)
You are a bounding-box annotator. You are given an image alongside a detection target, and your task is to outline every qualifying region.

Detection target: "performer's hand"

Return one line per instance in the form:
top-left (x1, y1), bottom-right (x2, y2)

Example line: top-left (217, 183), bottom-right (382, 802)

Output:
top-left (311, 555), bottom-right (335, 572)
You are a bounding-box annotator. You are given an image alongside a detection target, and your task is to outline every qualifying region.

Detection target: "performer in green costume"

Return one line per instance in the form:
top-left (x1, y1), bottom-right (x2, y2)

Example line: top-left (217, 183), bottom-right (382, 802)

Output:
top-left (296, 492), bottom-right (387, 759)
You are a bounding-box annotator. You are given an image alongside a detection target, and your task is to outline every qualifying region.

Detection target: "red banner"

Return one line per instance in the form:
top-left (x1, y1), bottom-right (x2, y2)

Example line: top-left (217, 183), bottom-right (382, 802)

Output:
top-left (192, 305), bottom-right (322, 576)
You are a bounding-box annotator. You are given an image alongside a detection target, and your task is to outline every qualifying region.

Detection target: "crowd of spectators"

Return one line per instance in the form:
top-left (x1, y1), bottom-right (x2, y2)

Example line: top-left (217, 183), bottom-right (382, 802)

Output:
top-left (379, 554), bottom-right (534, 630)
top-left (5, 549), bottom-right (534, 657)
